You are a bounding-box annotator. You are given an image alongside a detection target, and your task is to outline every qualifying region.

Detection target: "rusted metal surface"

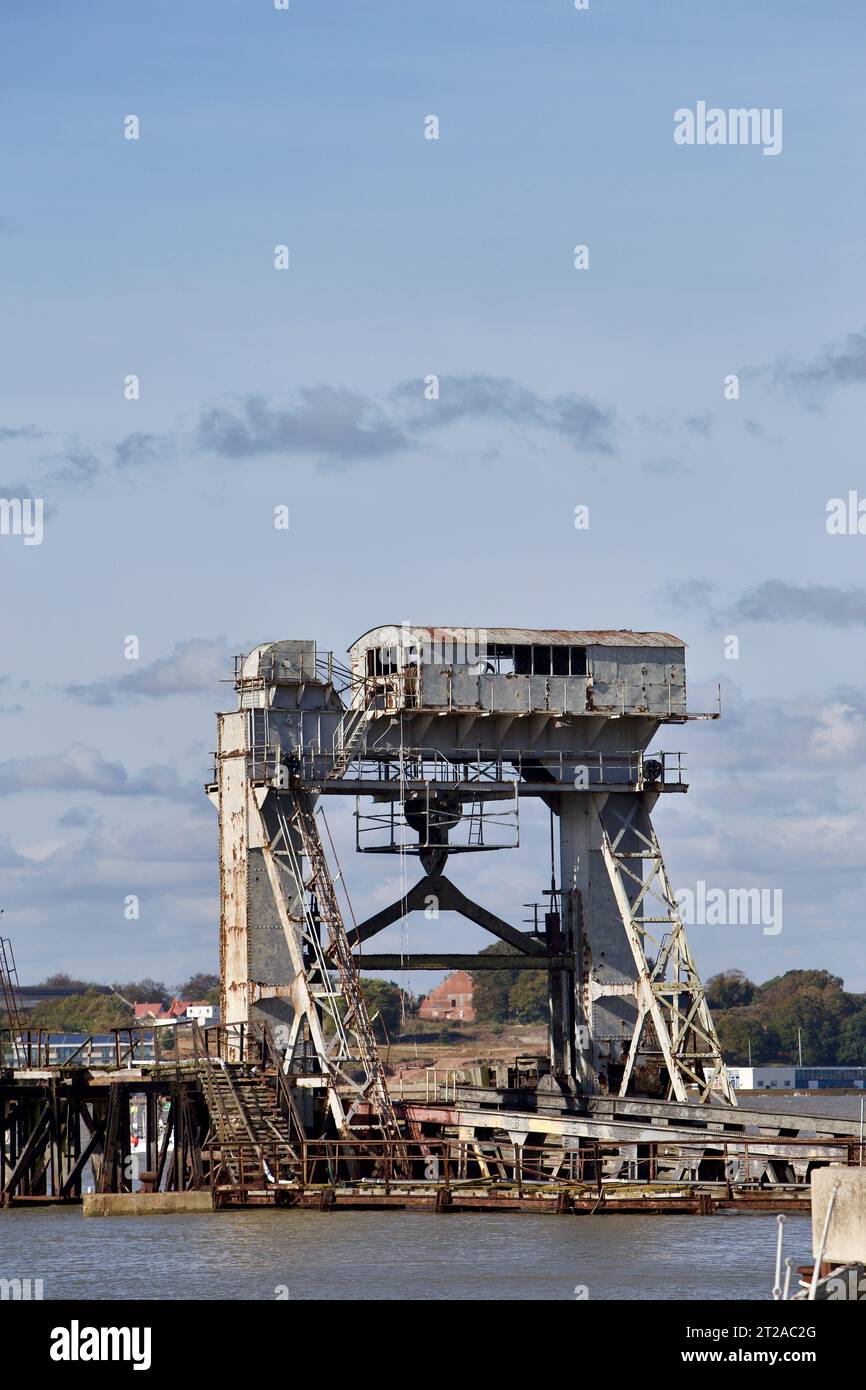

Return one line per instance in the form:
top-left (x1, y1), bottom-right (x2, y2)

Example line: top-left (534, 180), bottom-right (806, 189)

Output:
top-left (209, 625), bottom-right (719, 1120)
top-left (5, 1031), bottom-right (858, 1216)
top-left (216, 712), bottom-right (252, 1027)
top-left (0, 1073), bottom-right (208, 1206)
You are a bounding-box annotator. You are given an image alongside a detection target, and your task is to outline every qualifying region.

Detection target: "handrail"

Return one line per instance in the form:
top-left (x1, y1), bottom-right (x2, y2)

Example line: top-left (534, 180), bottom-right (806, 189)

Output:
top-left (234, 743), bottom-right (688, 790)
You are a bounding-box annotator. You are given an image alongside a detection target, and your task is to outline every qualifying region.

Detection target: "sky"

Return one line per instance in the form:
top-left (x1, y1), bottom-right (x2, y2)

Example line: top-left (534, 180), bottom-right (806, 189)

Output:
top-left (2, 0), bottom-right (866, 996)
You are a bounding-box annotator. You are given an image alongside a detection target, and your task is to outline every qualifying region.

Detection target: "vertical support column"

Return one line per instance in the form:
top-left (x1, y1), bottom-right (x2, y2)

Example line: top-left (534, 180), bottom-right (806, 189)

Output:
top-left (247, 786), bottom-right (306, 1035)
top-left (546, 904), bottom-right (571, 1082)
top-left (217, 710), bottom-right (305, 1037)
top-left (217, 710), bottom-right (251, 1029)
top-left (558, 792), bottom-right (640, 1094)
top-left (67, 1085), bottom-right (82, 1200)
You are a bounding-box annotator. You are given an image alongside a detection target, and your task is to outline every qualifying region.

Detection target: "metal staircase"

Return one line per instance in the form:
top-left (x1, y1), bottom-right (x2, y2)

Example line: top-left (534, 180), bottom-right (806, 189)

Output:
top-left (193, 1024), bottom-right (302, 1186)
top-left (331, 678), bottom-right (377, 777)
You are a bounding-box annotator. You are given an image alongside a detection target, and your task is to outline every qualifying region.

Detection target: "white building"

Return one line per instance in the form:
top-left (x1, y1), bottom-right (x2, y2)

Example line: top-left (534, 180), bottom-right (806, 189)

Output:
top-left (185, 1003), bottom-right (218, 1024)
top-left (727, 1066), bottom-right (796, 1090)
top-left (727, 1065), bottom-right (866, 1091)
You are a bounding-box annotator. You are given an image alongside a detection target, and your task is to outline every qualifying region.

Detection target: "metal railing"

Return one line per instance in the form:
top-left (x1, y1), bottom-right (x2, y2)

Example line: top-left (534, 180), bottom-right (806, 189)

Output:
top-left (1, 1026), bottom-right (160, 1070)
top-left (0, 1018), bottom-right (270, 1072)
top-left (206, 1132), bottom-right (863, 1199)
top-left (228, 744), bottom-right (688, 792)
top-left (233, 650), bottom-right (356, 695)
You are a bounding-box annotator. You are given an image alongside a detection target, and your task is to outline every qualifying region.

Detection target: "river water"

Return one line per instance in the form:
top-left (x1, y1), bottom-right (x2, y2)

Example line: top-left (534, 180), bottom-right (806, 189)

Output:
top-left (4, 1094), bottom-right (858, 1301)
top-left (0, 1206), bottom-right (811, 1301)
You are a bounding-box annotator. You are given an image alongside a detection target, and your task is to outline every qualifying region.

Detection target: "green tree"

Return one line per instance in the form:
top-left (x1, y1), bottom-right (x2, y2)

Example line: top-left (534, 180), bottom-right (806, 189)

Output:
top-left (471, 943), bottom-right (516, 1022)
top-left (710, 968), bottom-right (864, 1066)
top-left (706, 969), bottom-right (756, 1010)
top-left (471, 944), bottom-right (547, 1024)
top-left (772, 990), bottom-right (842, 1065)
top-left (29, 989), bottom-right (134, 1033)
top-left (359, 979), bottom-right (405, 1036)
top-left (38, 972), bottom-right (93, 991)
top-left (112, 978), bottom-right (171, 1006)
top-left (714, 1010), bottom-right (780, 1065)
top-left (837, 1009), bottom-right (866, 1065)
top-left (508, 972), bottom-right (547, 1024)
top-left (178, 972), bottom-right (219, 1000)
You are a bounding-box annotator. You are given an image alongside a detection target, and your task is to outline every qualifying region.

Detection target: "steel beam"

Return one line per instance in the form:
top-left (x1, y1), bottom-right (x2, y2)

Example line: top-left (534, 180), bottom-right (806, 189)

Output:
top-left (355, 953), bottom-right (573, 971)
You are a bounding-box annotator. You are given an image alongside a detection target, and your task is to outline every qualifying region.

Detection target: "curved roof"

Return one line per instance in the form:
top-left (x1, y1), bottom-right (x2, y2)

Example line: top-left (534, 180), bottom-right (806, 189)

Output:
top-left (349, 625), bottom-right (685, 652)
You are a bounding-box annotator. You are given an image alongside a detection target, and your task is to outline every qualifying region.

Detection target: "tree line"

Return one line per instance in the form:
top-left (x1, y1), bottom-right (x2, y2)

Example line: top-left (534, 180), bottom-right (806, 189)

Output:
top-left (1, 972), bottom-right (220, 1032)
top-left (707, 968), bottom-right (866, 1066)
top-left (468, 951), bottom-right (866, 1066)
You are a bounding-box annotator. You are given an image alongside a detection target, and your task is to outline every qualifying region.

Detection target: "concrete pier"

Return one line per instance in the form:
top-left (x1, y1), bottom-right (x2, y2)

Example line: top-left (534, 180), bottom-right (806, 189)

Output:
top-left (83, 1192), bottom-right (214, 1217)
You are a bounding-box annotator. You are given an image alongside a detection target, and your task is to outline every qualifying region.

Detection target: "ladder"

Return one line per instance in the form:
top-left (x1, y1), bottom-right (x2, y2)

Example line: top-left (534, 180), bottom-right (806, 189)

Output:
top-left (0, 937), bottom-right (26, 1067)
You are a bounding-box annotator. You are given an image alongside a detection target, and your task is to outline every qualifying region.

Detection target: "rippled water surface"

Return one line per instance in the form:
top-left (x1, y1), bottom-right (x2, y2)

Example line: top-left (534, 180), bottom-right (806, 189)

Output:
top-left (0, 1207), bottom-right (812, 1301)
top-left (5, 1094), bottom-right (853, 1300)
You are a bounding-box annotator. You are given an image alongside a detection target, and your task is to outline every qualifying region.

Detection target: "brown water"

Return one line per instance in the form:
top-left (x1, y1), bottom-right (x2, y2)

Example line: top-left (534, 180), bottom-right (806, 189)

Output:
top-left (0, 1207), bottom-right (809, 1301)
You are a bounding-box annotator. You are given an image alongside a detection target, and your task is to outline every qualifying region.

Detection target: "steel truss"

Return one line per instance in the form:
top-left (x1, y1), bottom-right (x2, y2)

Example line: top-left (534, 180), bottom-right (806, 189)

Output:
top-left (258, 780), bottom-right (403, 1143)
top-left (600, 800), bottom-right (736, 1105)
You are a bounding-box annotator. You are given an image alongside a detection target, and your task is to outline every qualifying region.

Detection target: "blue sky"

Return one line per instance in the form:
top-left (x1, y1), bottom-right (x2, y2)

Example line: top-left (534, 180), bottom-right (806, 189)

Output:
top-left (2, 0), bottom-right (866, 994)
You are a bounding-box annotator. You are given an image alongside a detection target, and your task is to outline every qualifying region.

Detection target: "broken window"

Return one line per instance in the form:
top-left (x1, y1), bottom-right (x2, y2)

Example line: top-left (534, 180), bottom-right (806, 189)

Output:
top-left (513, 644), bottom-right (587, 675)
top-left (488, 643), bottom-right (515, 674)
top-left (367, 647), bottom-right (401, 676)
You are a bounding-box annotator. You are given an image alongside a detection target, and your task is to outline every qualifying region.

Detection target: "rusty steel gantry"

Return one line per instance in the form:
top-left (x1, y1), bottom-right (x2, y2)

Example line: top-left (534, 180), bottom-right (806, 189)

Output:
top-left (208, 624), bottom-right (735, 1125)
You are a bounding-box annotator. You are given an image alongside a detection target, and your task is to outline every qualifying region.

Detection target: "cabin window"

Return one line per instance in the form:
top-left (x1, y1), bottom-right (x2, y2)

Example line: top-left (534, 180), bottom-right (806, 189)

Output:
top-left (487, 643), bottom-right (515, 674)
top-left (367, 646), bottom-right (401, 676)
top-left (479, 643), bottom-right (589, 676)
top-left (514, 646), bottom-right (532, 675)
top-left (533, 646), bottom-right (552, 675)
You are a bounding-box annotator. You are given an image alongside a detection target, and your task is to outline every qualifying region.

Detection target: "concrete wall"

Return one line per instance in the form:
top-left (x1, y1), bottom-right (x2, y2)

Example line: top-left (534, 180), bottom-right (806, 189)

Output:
top-left (812, 1168), bottom-right (866, 1264)
top-left (84, 1192), bottom-right (214, 1216)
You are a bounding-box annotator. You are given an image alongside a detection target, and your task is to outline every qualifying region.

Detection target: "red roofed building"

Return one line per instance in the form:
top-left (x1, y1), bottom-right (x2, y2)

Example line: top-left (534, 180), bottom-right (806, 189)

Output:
top-left (418, 970), bottom-right (475, 1023)
top-left (133, 999), bottom-right (193, 1023)
top-left (133, 1001), bottom-right (169, 1021)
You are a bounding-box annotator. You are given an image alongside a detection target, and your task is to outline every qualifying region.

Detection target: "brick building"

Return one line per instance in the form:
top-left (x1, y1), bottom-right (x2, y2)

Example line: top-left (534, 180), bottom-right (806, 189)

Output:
top-left (418, 970), bottom-right (475, 1023)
